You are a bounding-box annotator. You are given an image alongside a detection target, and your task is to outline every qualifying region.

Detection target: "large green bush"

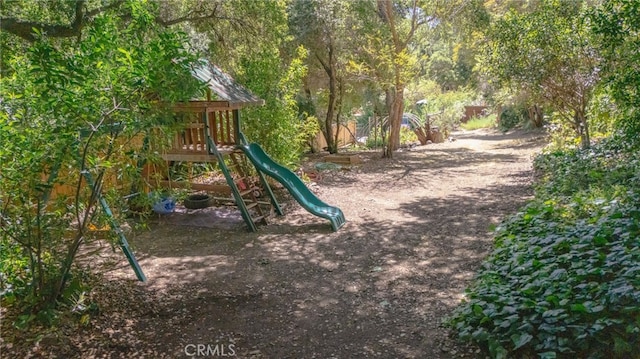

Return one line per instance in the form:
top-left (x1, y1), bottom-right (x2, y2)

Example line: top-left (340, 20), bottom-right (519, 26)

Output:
top-left (591, 0), bottom-right (640, 138)
top-left (498, 105), bottom-right (527, 132)
top-left (446, 135), bottom-right (640, 358)
top-left (0, 2), bottom-right (200, 322)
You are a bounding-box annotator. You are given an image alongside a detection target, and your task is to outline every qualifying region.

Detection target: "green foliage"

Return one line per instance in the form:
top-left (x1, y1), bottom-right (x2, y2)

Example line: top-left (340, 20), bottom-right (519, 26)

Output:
top-left (288, 0), bottom-right (360, 154)
top-left (498, 106), bottom-right (527, 132)
top-left (425, 41), bottom-right (481, 92)
top-left (446, 135), bottom-right (640, 358)
top-left (590, 0), bottom-right (640, 138)
top-left (365, 126), bottom-right (417, 149)
top-left (300, 115), bottom-right (322, 152)
top-left (407, 79), bottom-right (475, 131)
top-left (587, 89), bottom-right (618, 138)
top-left (399, 127), bottom-right (418, 145)
top-left (0, 2), bottom-right (199, 320)
top-left (422, 87), bottom-right (476, 134)
top-left (237, 44), bottom-right (307, 167)
top-left (480, 0), bottom-right (598, 148)
top-left (461, 114), bottom-right (496, 131)
top-left (365, 136), bottom-right (385, 149)
top-left (534, 135), bottom-right (639, 197)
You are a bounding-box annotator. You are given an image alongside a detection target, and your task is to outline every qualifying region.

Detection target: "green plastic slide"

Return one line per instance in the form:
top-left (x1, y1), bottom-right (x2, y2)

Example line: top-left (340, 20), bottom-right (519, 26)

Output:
top-left (239, 143), bottom-right (346, 231)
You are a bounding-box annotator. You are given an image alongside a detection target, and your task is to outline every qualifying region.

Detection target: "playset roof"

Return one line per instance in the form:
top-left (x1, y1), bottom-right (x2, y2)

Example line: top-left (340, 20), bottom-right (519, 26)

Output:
top-left (190, 60), bottom-right (264, 108)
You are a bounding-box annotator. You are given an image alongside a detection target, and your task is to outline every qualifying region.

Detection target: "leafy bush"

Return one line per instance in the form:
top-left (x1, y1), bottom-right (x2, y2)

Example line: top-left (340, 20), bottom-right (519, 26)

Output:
top-left (534, 135), bottom-right (640, 197)
top-left (237, 46), bottom-right (308, 168)
top-left (363, 127), bottom-right (415, 149)
top-left (0, 3), bottom-right (200, 321)
top-left (428, 90), bottom-right (474, 135)
top-left (406, 81), bottom-right (475, 135)
top-left (591, 0), bottom-right (640, 138)
top-left (446, 135), bottom-right (640, 358)
top-left (300, 115), bottom-right (322, 152)
top-left (461, 114), bottom-right (497, 131)
top-left (399, 126), bottom-right (418, 145)
top-left (366, 135), bottom-right (385, 149)
top-left (498, 105), bottom-right (526, 132)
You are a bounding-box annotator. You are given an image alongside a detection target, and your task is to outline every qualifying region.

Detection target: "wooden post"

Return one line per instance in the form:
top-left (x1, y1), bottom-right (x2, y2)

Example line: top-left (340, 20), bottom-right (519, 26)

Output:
top-left (225, 110), bottom-right (233, 145)
top-left (233, 109), bottom-right (240, 145)
top-left (203, 111), bottom-right (210, 153)
top-left (211, 111), bottom-right (218, 144)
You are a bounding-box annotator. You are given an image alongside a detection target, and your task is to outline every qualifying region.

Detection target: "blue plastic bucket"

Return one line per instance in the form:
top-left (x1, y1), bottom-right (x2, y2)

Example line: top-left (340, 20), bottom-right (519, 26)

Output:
top-left (151, 194), bottom-right (176, 214)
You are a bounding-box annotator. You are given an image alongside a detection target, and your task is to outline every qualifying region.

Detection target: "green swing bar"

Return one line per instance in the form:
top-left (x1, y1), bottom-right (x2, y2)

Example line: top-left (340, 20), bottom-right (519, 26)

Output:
top-left (78, 127), bottom-right (147, 281)
top-left (80, 170), bottom-right (146, 282)
top-left (39, 127), bottom-right (147, 282)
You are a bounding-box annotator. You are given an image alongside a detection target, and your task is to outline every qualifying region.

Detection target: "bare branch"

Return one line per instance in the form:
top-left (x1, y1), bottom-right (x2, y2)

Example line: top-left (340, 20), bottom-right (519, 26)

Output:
top-left (156, 3), bottom-right (222, 27)
top-left (401, 0), bottom-right (421, 50)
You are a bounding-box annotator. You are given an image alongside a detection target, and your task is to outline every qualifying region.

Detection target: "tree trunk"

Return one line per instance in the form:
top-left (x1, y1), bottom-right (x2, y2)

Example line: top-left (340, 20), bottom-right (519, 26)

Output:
top-left (333, 77), bottom-right (344, 150)
top-left (576, 109), bottom-right (590, 149)
top-left (324, 70), bottom-right (338, 154)
top-left (414, 127), bottom-right (428, 145)
top-left (318, 42), bottom-right (338, 154)
top-left (532, 104), bottom-right (544, 127)
top-left (383, 86), bottom-right (404, 158)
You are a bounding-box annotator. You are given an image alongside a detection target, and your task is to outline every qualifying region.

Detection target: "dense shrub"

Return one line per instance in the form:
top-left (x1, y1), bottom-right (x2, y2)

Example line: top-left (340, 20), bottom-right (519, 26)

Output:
top-left (446, 135), bottom-right (640, 358)
top-left (365, 127), bottom-right (417, 149)
top-left (399, 127), bottom-right (418, 145)
top-left (236, 46), bottom-right (308, 168)
top-left (365, 135), bottom-right (385, 149)
top-left (498, 105), bottom-right (526, 132)
top-left (461, 114), bottom-right (497, 131)
top-left (0, 3), bottom-right (200, 321)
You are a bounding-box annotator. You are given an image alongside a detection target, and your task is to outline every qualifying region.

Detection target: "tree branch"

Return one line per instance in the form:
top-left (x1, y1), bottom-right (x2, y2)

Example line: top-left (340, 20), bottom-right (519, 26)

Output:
top-left (315, 53), bottom-right (331, 75)
top-left (1, 0), bottom-right (83, 42)
top-left (0, 0), bottom-right (125, 42)
top-left (0, 0), bottom-right (229, 42)
top-left (401, 0), bottom-right (421, 50)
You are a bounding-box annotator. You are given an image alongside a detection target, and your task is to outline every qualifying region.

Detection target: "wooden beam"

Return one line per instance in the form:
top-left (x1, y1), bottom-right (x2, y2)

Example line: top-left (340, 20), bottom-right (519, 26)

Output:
top-left (161, 153), bottom-right (218, 162)
top-left (157, 180), bottom-right (231, 194)
top-left (173, 101), bottom-right (248, 111)
top-left (233, 109), bottom-right (240, 144)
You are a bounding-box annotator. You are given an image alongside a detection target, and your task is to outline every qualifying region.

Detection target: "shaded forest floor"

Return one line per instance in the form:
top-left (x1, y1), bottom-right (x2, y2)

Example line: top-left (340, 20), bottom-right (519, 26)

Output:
top-left (2, 128), bottom-right (546, 358)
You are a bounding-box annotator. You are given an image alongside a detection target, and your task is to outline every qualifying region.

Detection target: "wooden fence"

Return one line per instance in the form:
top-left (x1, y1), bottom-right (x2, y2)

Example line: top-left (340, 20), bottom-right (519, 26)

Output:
top-left (311, 122), bottom-right (357, 151)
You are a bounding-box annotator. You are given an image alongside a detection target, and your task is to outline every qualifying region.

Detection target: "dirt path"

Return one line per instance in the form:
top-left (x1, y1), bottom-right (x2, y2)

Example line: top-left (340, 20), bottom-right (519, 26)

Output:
top-left (6, 129), bottom-right (546, 358)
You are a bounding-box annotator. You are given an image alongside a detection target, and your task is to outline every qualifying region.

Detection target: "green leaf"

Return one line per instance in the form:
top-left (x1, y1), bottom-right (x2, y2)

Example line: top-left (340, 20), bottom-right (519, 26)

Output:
top-left (539, 351), bottom-right (557, 359)
top-left (117, 48), bottom-right (133, 66)
top-left (570, 303), bottom-right (587, 313)
top-left (511, 332), bottom-right (533, 350)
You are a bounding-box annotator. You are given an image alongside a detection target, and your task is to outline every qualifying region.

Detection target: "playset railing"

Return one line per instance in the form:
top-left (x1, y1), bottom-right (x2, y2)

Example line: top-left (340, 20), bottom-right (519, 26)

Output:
top-left (162, 102), bottom-right (240, 161)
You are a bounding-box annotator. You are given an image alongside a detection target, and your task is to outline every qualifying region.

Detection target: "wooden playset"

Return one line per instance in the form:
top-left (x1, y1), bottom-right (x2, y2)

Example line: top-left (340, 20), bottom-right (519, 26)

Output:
top-left (154, 61), bottom-right (346, 233)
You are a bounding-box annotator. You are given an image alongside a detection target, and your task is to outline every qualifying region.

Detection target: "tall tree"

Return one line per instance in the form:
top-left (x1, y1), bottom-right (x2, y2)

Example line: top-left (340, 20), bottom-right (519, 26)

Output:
top-left (480, 0), bottom-right (600, 148)
top-left (289, 0), bottom-right (355, 154)
top-left (591, 0), bottom-right (640, 137)
top-left (352, 0), bottom-right (481, 158)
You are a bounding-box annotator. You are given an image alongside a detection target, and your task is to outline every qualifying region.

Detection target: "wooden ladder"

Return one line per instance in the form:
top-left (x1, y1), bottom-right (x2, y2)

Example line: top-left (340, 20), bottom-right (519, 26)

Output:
top-left (227, 151), bottom-right (274, 229)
